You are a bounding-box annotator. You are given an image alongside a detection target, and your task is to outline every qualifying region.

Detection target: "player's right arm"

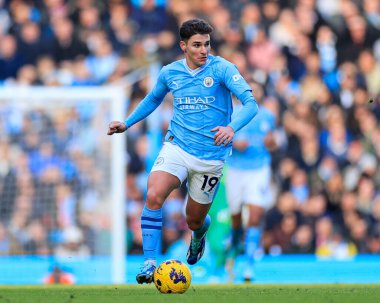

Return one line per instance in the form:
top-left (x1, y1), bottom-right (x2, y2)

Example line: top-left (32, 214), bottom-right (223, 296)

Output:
top-left (107, 68), bottom-right (169, 136)
top-left (213, 60), bottom-right (258, 144)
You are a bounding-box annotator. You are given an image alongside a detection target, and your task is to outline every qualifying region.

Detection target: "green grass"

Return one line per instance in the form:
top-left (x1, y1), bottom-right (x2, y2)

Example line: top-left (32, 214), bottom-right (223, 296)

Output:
top-left (0, 285), bottom-right (379, 303)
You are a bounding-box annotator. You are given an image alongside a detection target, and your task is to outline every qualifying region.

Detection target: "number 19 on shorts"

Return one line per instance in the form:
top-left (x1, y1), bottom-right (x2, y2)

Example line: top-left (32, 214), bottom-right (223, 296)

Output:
top-left (201, 175), bottom-right (219, 192)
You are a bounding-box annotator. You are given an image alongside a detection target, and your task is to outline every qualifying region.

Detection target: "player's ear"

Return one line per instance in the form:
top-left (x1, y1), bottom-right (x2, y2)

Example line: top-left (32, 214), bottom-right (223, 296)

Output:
top-left (180, 40), bottom-right (186, 53)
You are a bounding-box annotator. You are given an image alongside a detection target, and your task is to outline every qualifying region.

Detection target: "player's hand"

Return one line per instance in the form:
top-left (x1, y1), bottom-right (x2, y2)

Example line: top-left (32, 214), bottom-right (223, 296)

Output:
top-left (264, 132), bottom-right (277, 151)
top-left (211, 126), bottom-right (235, 146)
top-left (107, 121), bottom-right (127, 135)
top-left (233, 140), bottom-right (249, 151)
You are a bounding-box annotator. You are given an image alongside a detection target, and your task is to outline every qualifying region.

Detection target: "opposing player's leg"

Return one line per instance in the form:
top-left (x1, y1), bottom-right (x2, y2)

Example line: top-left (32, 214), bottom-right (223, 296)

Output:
top-left (137, 143), bottom-right (188, 284)
top-left (136, 170), bottom-right (181, 284)
top-left (185, 196), bottom-right (212, 265)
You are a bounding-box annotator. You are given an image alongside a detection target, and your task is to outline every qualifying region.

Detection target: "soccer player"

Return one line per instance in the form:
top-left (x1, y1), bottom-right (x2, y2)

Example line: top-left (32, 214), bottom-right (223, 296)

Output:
top-left (225, 89), bottom-right (277, 282)
top-left (107, 19), bottom-right (258, 284)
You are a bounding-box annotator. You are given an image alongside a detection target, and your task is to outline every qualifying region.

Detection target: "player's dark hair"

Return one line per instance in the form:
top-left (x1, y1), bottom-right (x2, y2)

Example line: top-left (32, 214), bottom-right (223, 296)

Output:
top-left (179, 19), bottom-right (213, 41)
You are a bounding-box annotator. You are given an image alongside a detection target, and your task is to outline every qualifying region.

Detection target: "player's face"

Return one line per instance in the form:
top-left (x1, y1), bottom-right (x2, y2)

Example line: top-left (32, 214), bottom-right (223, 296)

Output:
top-left (181, 34), bottom-right (211, 69)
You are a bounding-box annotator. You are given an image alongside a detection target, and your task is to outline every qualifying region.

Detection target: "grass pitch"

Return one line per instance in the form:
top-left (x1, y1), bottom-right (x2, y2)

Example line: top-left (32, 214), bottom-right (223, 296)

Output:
top-left (0, 284), bottom-right (379, 303)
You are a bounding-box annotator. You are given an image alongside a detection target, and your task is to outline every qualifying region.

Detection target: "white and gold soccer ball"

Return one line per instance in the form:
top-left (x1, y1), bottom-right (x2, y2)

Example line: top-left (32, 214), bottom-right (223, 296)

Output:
top-left (153, 259), bottom-right (191, 294)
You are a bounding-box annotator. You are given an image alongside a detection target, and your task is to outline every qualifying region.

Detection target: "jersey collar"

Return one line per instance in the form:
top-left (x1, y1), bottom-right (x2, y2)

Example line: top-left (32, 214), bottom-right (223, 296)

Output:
top-left (183, 55), bottom-right (213, 76)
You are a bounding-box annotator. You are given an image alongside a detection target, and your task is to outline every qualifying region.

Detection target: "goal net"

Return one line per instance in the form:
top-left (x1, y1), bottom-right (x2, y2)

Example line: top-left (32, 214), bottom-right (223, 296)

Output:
top-left (0, 86), bottom-right (126, 284)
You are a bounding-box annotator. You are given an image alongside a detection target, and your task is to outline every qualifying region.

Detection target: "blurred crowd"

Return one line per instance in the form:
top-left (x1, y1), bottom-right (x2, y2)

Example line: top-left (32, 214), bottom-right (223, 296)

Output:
top-left (1, 0), bottom-right (380, 260)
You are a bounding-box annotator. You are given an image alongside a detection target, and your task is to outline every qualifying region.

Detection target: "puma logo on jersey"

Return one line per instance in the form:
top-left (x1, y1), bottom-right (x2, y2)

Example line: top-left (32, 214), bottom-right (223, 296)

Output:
top-left (170, 80), bottom-right (180, 89)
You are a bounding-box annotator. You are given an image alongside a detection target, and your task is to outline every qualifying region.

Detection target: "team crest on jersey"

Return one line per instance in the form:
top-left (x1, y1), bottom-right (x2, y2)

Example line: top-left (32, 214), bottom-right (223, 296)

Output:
top-left (203, 77), bottom-right (214, 87)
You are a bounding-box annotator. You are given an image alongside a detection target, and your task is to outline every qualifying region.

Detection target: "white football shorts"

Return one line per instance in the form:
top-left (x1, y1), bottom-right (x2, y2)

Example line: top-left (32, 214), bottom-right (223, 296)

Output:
top-left (226, 165), bottom-right (272, 215)
top-left (151, 142), bottom-right (224, 204)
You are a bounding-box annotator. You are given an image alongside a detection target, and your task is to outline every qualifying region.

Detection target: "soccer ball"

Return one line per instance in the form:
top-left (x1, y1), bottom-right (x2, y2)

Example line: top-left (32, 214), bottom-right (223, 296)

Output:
top-left (153, 259), bottom-right (191, 294)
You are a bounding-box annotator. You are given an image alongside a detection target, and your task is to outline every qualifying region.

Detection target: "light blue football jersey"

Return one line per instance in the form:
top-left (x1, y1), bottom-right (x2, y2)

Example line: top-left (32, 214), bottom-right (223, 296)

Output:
top-left (227, 105), bottom-right (275, 170)
top-left (150, 54), bottom-right (252, 161)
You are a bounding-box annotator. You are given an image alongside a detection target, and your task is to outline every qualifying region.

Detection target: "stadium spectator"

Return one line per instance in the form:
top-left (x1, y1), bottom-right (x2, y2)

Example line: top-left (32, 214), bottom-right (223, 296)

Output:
top-left (0, 222), bottom-right (24, 255)
top-left (106, 1), bottom-right (134, 54)
top-left (51, 17), bottom-right (89, 63)
top-left (0, 0), bottom-right (11, 36)
top-left (131, 0), bottom-right (167, 36)
top-left (23, 219), bottom-right (50, 255)
top-left (315, 216), bottom-right (357, 259)
top-left (17, 21), bottom-right (52, 66)
top-left (287, 224), bottom-right (315, 254)
top-left (54, 225), bottom-right (90, 257)
top-left (84, 34), bottom-right (120, 84)
top-left (0, 34), bottom-right (24, 80)
top-left (247, 27), bottom-right (280, 74)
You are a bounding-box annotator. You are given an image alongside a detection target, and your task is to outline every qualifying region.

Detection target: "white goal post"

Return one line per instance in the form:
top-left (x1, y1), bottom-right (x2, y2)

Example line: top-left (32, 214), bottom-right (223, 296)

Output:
top-left (0, 85), bottom-right (126, 284)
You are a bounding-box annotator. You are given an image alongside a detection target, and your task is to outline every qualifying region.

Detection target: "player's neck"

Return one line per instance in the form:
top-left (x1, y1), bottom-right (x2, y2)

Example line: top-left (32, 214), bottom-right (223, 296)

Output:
top-left (184, 57), bottom-right (211, 73)
top-left (185, 59), bottom-right (202, 71)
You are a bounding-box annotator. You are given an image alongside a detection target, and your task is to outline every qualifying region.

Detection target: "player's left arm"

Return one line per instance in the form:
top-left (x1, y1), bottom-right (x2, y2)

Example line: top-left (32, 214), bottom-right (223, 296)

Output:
top-left (228, 90), bottom-right (258, 132)
top-left (230, 117), bottom-right (250, 151)
top-left (212, 64), bottom-right (258, 146)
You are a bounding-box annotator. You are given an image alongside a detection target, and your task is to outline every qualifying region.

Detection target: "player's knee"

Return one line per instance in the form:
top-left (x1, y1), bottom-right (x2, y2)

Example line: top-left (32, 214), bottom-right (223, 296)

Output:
top-left (146, 188), bottom-right (165, 209)
top-left (248, 206), bottom-right (264, 226)
top-left (248, 213), bottom-right (262, 226)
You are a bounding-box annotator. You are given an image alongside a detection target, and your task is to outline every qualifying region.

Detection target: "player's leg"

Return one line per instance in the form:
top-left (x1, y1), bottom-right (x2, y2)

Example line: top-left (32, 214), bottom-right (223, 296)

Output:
top-left (225, 168), bottom-right (245, 280)
top-left (185, 195), bottom-right (212, 265)
top-left (136, 171), bottom-right (181, 284)
top-left (225, 168), bottom-right (245, 258)
top-left (243, 204), bottom-right (265, 281)
top-left (137, 143), bottom-right (187, 284)
top-left (242, 165), bottom-right (272, 282)
top-left (185, 162), bottom-right (223, 265)
top-left (245, 205), bottom-right (265, 252)
top-left (230, 213), bottom-right (243, 254)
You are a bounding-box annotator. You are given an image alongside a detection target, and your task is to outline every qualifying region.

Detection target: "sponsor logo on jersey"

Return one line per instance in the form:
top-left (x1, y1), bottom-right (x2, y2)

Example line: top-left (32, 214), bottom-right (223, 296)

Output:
top-left (174, 96), bottom-right (216, 110)
top-left (203, 76), bottom-right (214, 87)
